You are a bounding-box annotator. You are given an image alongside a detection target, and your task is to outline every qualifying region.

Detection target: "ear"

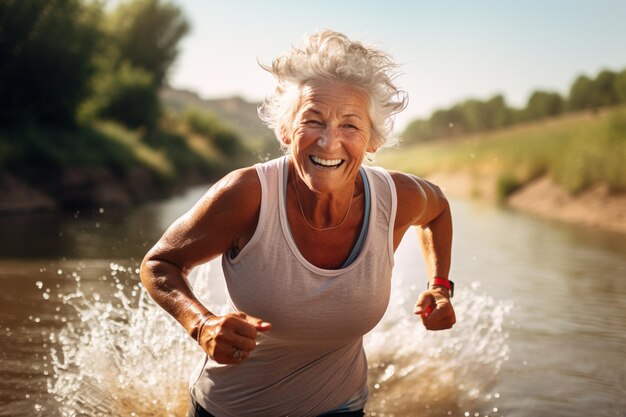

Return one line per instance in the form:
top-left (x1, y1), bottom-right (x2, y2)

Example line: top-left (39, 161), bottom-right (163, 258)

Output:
top-left (366, 135), bottom-right (378, 153)
top-left (280, 126), bottom-right (292, 145)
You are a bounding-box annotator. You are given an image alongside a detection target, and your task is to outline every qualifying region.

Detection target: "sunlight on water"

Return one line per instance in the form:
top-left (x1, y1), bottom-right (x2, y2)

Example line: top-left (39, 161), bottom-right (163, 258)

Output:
top-left (44, 262), bottom-right (511, 417)
top-left (46, 264), bottom-right (199, 417)
top-left (365, 280), bottom-right (511, 417)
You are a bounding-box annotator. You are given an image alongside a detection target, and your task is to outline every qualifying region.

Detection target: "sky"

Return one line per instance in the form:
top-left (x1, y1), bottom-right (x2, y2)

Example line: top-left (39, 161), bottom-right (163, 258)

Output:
top-left (168, 0), bottom-right (626, 130)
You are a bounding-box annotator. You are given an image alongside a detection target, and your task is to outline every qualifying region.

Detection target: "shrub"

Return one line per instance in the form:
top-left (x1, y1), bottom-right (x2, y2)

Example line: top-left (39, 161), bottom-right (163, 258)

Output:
top-left (496, 173), bottom-right (522, 203)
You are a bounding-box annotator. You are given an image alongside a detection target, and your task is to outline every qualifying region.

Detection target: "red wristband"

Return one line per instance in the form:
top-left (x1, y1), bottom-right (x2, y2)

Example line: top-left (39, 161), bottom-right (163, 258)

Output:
top-left (428, 277), bottom-right (454, 297)
top-left (431, 277), bottom-right (451, 289)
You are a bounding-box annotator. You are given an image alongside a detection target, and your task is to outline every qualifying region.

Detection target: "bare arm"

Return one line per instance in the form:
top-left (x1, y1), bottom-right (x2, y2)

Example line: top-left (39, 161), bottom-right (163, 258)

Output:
top-left (140, 167), bottom-right (271, 363)
top-left (392, 172), bottom-right (456, 330)
top-left (411, 178), bottom-right (453, 288)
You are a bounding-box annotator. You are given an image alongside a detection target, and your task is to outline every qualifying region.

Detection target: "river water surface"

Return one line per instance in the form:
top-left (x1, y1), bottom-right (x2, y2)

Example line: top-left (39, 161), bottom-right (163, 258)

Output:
top-left (0, 184), bottom-right (624, 417)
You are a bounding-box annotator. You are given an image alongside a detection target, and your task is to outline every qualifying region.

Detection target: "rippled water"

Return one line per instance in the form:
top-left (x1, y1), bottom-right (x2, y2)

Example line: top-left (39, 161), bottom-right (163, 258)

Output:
top-left (0, 185), bottom-right (625, 417)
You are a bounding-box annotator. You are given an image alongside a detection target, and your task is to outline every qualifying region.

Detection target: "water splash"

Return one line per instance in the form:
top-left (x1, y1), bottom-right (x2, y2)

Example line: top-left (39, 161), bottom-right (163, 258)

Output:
top-left (365, 281), bottom-right (512, 417)
top-left (46, 263), bottom-right (201, 417)
top-left (45, 263), bottom-right (511, 417)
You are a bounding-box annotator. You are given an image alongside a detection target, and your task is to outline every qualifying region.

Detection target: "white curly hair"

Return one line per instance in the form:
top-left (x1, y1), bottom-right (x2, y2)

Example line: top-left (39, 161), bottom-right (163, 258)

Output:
top-left (258, 29), bottom-right (408, 154)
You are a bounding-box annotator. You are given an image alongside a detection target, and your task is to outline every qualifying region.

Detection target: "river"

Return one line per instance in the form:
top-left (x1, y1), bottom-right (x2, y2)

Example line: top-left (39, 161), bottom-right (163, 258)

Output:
top-left (0, 184), bottom-right (625, 417)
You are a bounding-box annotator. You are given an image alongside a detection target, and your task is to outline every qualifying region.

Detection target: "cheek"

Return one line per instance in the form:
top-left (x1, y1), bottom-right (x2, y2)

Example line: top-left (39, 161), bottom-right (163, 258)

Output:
top-left (349, 133), bottom-right (371, 151)
top-left (294, 128), bottom-right (319, 145)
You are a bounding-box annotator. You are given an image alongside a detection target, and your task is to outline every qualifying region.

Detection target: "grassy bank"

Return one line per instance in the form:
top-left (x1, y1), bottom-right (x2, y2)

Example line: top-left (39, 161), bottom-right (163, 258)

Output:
top-left (0, 114), bottom-right (256, 212)
top-left (1, 115), bottom-right (252, 181)
top-left (377, 107), bottom-right (626, 202)
top-left (10, 122), bottom-right (181, 180)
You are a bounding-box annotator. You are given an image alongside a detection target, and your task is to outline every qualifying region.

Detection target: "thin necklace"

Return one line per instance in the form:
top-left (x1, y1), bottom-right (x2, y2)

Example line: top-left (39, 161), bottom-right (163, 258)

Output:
top-left (291, 169), bottom-right (355, 232)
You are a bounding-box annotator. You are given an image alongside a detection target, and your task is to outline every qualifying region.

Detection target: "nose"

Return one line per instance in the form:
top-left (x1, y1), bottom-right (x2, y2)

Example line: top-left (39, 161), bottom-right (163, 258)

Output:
top-left (316, 126), bottom-right (341, 151)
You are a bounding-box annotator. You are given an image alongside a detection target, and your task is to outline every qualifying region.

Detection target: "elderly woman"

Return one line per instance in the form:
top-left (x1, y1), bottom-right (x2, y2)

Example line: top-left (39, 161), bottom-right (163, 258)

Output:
top-left (140, 30), bottom-right (455, 417)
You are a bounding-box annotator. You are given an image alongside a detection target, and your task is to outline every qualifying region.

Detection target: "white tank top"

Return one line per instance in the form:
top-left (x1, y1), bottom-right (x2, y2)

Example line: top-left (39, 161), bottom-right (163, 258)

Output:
top-left (191, 156), bottom-right (397, 417)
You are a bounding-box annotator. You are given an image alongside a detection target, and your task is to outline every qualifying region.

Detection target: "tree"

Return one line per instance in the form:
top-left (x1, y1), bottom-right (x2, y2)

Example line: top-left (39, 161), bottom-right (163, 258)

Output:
top-left (83, 0), bottom-right (190, 129)
top-left (457, 99), bottom-right (499, 132)
top-left (615, 69), bottom-right (626, 104)
top-left (108, 0), bottom-right (190, 87)
top-left (0, 0), bottom-right (102, 127)
top-left (484, 95), bottom-right (513, 129)
top-left (525, 90), bottom-right (564, 120)
top-left (568, 70), bottom-right (619, 111)
top-left (401, 119), bottom-right (434, 144)
top-left (402, 94), bottom-right (515, 142)
top-left (592, 70), bottom-right (618, 107)
top-left (568, 75), bottom-right (594, 111)
top-left (430, 107), bottom-right (465, 136)
top-left (94, 64), bottom-right (161, 129)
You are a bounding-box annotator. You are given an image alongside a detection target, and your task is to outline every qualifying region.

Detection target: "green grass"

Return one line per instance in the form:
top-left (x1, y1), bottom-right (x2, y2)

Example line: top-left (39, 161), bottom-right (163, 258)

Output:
top-left (0, 115), bottom-right (250, 185)
top-left (93, 121), bottom-right (174, 177)
top-left (377, 107), bottom-right (626, 200)
top-left (0, 123), bottom-right (146, 179)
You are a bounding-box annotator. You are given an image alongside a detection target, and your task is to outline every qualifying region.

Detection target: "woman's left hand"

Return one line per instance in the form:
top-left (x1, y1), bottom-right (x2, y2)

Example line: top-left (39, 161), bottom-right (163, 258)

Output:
top-left (414, 288), bottom-right (456, 331)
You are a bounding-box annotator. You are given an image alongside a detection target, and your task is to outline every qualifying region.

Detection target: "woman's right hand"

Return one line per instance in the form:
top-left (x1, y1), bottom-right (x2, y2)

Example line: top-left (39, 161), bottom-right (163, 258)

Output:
top-left (198, 312), bottom-right (272, 364)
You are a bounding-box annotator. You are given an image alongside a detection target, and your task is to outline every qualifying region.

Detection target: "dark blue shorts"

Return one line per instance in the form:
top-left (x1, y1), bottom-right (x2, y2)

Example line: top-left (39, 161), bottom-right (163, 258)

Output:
top-left (187, 395), bottom-right (365, 417)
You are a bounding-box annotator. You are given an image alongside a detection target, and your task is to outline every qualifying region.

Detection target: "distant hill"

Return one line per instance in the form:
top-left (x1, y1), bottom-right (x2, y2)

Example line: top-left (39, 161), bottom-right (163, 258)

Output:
top-left (160, 87), bottom-right (281, 158)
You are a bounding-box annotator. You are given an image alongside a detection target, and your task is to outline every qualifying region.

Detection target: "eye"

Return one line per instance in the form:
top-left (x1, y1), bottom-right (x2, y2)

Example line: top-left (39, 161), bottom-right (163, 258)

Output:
top-left (342, 123), bottom-right (358, 130)
top-left (304, 120), bottom-right (323, 127)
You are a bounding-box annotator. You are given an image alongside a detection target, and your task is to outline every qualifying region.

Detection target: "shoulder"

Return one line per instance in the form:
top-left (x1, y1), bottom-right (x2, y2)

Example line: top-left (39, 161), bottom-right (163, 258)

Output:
top-left (194, 166), bottom-right (261, 221)
top-left (212, 166), bottom-right (261, 199)
top-left (387, 170), bottom-right (427, 199)
top-left (167, 165), bottom-right (261, 248)
top-left (385, 170), bottom-right (448, 227)
top-left (145, 166), bottom-right (262, 270)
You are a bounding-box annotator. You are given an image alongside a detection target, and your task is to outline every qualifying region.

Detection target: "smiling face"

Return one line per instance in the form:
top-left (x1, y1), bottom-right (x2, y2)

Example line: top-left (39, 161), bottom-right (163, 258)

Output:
top-left (285, 80), bottom-right (374, 195)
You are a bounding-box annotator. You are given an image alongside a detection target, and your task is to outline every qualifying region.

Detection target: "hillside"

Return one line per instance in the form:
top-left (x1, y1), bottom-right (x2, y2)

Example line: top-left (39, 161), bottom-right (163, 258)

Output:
top-left (376, 107), bottom-right (626, 233)
top-left (160, 87), bottom-right (281, 158)
top-left (0, 88), bottom-right (280, 215)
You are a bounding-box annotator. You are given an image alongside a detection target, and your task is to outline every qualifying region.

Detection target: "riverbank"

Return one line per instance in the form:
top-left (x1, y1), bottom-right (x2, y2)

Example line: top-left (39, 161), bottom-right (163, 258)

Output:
top-left (377, 107), bottom-right (626, 234)
top-left (425, 170), bottom-right (626, 234)
top-left (0, 166), bottom-right (209, 215)
top-left (0, 117), bottom-right (249, 215)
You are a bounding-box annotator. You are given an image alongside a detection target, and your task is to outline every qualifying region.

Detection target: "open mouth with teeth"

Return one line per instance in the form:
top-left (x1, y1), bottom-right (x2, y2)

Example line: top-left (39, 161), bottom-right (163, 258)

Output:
top-left (310, 155), bottom-right (345, 168)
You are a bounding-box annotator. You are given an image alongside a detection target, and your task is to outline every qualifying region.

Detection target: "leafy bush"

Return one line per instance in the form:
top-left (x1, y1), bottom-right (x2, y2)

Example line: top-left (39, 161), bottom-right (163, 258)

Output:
top-left (0, 0), bottom-right (102, 127)
top-left (88, 64), bottom-right (161, 129)
top-left (496, 173), bottom-right (522, 203)
top-left (0, 123), bottom-right (141, 180)
top-left (185, 110), bottom-right (246, 157)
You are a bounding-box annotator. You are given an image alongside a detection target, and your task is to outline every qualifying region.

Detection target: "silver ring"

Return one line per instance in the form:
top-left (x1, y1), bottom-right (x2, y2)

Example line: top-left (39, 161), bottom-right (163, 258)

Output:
top-left (233, 348), bottom-right (242, 360)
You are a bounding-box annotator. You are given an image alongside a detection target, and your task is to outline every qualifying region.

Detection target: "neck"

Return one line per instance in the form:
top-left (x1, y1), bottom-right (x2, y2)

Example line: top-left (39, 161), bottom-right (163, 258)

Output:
top-left (290, 165), bottom-right (359, 231)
